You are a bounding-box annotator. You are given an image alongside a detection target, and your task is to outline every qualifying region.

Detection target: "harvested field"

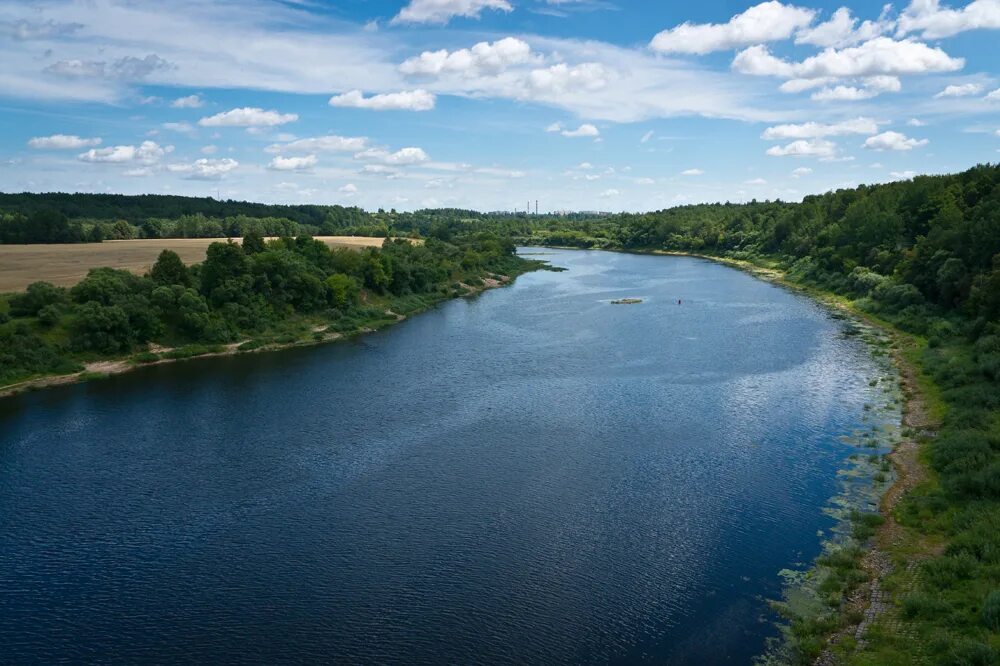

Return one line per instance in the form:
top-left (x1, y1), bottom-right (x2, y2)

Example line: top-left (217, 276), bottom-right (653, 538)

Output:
top-left (0, 236), bottom-right (393, 292)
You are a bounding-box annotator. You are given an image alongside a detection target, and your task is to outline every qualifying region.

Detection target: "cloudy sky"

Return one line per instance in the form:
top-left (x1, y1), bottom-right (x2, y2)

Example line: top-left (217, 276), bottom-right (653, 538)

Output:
top-left (2, 0), bottom-right (999, 212)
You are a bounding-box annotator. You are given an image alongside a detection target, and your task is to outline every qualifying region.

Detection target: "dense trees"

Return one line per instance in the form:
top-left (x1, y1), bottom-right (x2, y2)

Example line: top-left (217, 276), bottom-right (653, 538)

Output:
top-left (0, 231), bottom-right (533, 383)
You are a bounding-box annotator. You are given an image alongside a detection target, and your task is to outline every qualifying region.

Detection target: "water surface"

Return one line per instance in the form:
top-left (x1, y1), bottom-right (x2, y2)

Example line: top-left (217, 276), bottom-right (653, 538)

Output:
top-left (0, 250), bottom-right (887, 663)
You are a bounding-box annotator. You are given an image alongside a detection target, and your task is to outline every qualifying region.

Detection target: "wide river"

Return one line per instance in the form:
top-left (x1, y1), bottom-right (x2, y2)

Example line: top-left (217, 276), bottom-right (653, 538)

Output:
top-left (0, 250), bottom-right (889, 664)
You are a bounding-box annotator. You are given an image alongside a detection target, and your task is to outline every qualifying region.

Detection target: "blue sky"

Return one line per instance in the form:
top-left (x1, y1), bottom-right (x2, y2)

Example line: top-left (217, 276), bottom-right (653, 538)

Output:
top-left (1, 0), bottom-right (999, 212)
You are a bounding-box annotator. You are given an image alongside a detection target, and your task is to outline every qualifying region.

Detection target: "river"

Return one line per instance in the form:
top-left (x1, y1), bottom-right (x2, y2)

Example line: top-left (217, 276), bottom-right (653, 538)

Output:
top-left (0, 249), bottom-right (892, 664)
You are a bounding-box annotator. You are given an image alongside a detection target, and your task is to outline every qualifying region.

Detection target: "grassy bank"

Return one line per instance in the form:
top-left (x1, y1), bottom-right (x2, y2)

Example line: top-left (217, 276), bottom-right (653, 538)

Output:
top-left (634, 249), bottom-right (997, 666)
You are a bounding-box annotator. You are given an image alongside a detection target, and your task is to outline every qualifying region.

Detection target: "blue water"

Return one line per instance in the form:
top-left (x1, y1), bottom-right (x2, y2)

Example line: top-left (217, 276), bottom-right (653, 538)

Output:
top-left (0, 250), bottom-right (885, 664)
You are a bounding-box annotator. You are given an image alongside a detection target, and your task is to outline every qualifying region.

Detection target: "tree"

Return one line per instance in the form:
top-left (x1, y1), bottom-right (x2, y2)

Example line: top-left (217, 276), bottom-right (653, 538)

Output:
top-left (326, 273), bottom-right (360, 309)
top-left (242, 231), bottom-right (266, 255)
top-left (150, 249), bottom-right (190, 286)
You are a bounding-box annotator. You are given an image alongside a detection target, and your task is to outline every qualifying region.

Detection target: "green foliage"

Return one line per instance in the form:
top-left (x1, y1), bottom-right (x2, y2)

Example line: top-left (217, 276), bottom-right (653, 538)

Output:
top-left (8, 281), bottom-right (67, 316)
top-left (150, 249), bottom-right (190, 286)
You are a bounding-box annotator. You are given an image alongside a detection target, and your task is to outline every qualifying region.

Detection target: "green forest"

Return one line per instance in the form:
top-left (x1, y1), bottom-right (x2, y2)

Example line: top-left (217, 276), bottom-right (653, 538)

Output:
top-left (0, 232), bottom-right (539, 387)
top-left (2, 163), bottom-right (999, 664)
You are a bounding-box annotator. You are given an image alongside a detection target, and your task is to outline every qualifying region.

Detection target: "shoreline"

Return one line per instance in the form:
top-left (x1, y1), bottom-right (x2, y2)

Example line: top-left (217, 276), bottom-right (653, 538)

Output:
top-left (583, 246), bottom-right (938, 663)
top-left (0, 274), bottom-right (518, 401)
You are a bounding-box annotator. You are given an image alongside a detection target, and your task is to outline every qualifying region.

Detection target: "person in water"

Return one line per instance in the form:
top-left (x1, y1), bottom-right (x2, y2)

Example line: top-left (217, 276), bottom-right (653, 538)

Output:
top-left (678, 299), bottom-right (682, 305)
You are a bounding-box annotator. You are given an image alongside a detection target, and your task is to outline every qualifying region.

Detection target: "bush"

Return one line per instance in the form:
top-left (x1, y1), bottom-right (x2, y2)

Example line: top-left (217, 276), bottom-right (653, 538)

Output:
top-left (9, 281), bottom-right (67, 316)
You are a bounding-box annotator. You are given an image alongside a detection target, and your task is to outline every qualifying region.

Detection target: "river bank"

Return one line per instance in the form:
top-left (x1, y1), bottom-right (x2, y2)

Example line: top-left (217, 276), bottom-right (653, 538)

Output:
top-left (614, 248), bottom-right (942, 665)
top-left (0, 272), bottom-right (522, 400)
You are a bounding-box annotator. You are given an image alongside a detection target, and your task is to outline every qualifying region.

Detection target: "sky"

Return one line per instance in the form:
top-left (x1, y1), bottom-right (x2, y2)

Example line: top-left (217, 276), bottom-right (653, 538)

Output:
top-left (1, 0), bottom-right (999, 212)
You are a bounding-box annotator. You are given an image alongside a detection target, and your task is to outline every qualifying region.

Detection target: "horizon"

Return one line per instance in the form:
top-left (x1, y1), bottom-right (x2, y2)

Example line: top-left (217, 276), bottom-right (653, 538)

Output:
top-left (2, 0), bottom-right (1000, 212)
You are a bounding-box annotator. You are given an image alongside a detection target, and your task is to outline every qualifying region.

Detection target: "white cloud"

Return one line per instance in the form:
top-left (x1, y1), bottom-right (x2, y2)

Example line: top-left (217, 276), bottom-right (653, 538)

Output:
top-left (162, 121), bottom-right (195, 133)
top-left (889, 170), bottom-right (918, 179)
top-left (166, 157), bottom-right (239, 180)
top-left (171, 94), bottom-right (203, 108)
top-left (392, 0), bottom-right (512, 25)
top-left (45, 54), bottom-right (172, 81)
top-left (640, 130), bottom-right (654, 143)
top-left (681, 168), bottom-right (704, 175)
top-left (198, 107), bottom-right (298, 127)
top-left (636, 177), bottom-right (656, 184)
top-left (0, 18), bottom-right (82, 40)
top-left (650, 1), bottom-right (815, 54)
top-left (897, 0), bottom-right (1000, 39)
top-left (28, 134), bottom-right (101, 149)
top-left (935, 82), bottom-right (984, 97)
top-left (561, 123), bottom-right (600, 137)
top-left (791, 166), bottom-right (813, 177)
top-left (745, 177), bottom-right (768, 185)
top-left (766, 138), bottom-right (837, 158)
top-left (78, 140), bottom-right (166, 164)
top-left (400, 37), bottom-right (535, 77)
top-left (355, 146), bottom-right (430, 165)
top-left (122, 167), bottom-right (153, 177)
top-left (761, 117), bottom-right (878, 139)
top-left (266, 135), bottom-right (368, 154)
top-left (328, 89), bottom-right (436, 111)
top-left (545, 122), bottom-right (563, 133)
top-left (528, 62), bottom-right (612, 95)
top-left (732, 38), bottom-right (964, 79)
top-left (599, 188), bottom-right (619, 198)
top-left (907, 117), bottom-right (927, 126)
top-left (577, 161), bottom-right (593, 169)
top-left (795, 6), bottom-right (893, 48)
top-left (985, 88), bottom-right (1000, 101)
top-left (863, 130), bottom-right (928, 150)
top-left (339, 183), bottom-right (358, 194)
top-left (268, 154), bottom-right (318, 171)
top-left (810, 74), bottom-right (901, 101)
top-left (201, 145), bottom-right (218, 155)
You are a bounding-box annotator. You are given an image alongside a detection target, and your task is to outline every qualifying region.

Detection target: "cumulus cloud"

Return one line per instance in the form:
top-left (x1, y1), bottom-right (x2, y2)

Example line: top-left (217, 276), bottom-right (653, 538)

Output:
top-left (897, 0), bottom-right (1000, 39)
top-left (988, 88), bottom-right (1000, 101)
top-left (863, 130), bottom-right (928, 150)
top-left (745, 177), bottom-right (768, 185)
top-left (681, 168), bottom-right (704, 175)
top-left (811, 76), bottom-right (901, 101)
top-left (166, 158), bottom-right (239, 180)
top-left (527, 63), bottom-right (611, 95)
top-left (907, 117), bottom-right (927, 126)
top-left (935, 82), bottom-right (984, 97)
top-left (329, 89), bottom-right (435, 111)
top-left (791, 166), bottom-right (813, 177)
top-left (171, 94), bottom-right (204, 108)
top-left (78, 141), bottom-right (167, 164)
top-left (28, 134), bottom-right (101, 149)
top-left (766, 138), bottom-right (837, 158)
top-left (266, 135), bottom-right (368, 154)
top-left (795, 6), bottom-right (893, 48)
top-left (761, 117), bottom-right (879, 139)
top-left (400, 37), bottom-right (535, 77)
top-left (889, 170), bottom-right (918, 179)
top-left (599, 188), bottom-right (620, 198)
top-left (339, 183), bottom-right (358, 194)
top-left (198, 107), bottom-right (298, 127)
top-left (162, 122), bottom-right (195, 133)
top-left (355, 146), bottom-right (430, 165)
top-left (268, 154), bottom-right (317, 171)
top-left (561, 123), bottom-right (600, 137)
top-left (392, 0), bottom-right (512, 25)
top-left (732, 38), bottom-right (963, 79)
top-left (650, 1), bottom-right (816, 54)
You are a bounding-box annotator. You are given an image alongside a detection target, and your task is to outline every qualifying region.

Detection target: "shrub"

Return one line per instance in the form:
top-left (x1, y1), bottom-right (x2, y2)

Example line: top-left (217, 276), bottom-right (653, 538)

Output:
top-left (983, 591), bottom-right (1000, 632)
top-left (9, 281), bottom-right (67, 316)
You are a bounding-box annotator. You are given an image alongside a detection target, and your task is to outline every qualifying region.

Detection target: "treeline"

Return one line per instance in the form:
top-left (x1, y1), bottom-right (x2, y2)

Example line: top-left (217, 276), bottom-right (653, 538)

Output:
top-left (0, 232), bottom-right (532, 385)
top-left (0, 193), bottom-right (593, 245)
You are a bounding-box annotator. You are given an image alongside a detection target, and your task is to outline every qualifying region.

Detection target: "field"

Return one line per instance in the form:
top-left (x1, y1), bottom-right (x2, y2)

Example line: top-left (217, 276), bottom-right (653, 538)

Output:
top-left (0, 237), bottom-right (390, 292)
